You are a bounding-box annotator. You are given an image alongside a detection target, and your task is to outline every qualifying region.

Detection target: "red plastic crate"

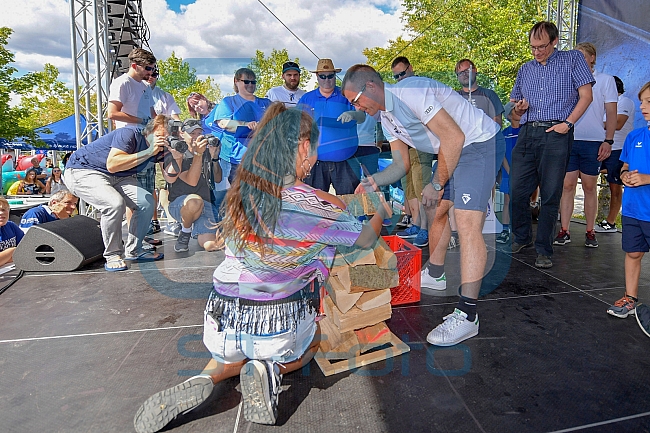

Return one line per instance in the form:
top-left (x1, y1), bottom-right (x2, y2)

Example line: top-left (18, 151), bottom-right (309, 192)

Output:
top-left (383, 235), bottom-right (421, 305)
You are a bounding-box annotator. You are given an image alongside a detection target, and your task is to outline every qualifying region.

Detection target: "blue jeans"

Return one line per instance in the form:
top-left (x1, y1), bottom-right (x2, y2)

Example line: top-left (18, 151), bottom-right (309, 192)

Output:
top-left (510, 124), bottom-right (573, 257)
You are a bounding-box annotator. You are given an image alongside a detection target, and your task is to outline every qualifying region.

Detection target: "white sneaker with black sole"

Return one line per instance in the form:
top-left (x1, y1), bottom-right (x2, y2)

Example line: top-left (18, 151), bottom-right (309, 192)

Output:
top-left (594, 220), bottom-right (617, 233)
top-left (426, 308), bottom-right (479, 346)
top-left (240, 360), bottom-right (282, 425)
top-left (421, 268), bottom-right (446, 294)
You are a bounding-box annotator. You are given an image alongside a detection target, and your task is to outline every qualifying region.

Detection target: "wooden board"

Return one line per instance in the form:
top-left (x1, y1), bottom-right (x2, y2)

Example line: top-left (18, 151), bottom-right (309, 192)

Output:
top-left (355, 289), bottom-right (391, 311)
top-left (348, 265), bottom-right (399, 292)
top-left (318, 316), bottom-right (360, 359)
top-left (374, 237), bottom-right (397, 270)
top-left (331, 265), bottom-right (351, 289)
top-left (334, 246), bottom-right (376, 267)
top-left (326, 275), bottom-right (362, 314)
top-left (314, 332), bottom-right (410, 376)
top-left (338, 192), bottom-right (384, 217)
top-left (323, 295), bottom-right (392, 333)
top-left (355, 322), bottom-right (392, 353)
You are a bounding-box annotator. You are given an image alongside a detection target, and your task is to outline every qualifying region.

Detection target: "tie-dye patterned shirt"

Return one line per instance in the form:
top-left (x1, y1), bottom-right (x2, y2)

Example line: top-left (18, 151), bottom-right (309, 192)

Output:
top-left (213, 183), bottom-right (362, 301)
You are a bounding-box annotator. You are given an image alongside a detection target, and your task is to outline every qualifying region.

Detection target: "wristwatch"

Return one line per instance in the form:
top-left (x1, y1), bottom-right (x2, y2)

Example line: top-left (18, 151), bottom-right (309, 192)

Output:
top-left (564, 120), bottom-right (574, 129)
top-left (432, 182), bottom-right (443, 191)
top-left (604, 139), bottom-right (614, 145)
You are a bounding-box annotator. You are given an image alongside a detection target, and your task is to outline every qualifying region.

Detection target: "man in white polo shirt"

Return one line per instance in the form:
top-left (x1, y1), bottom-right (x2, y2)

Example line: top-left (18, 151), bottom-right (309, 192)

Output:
top-left (265, 61), bottom-right (306, 108)
top-left (341, 64), bottom-right (502, 346)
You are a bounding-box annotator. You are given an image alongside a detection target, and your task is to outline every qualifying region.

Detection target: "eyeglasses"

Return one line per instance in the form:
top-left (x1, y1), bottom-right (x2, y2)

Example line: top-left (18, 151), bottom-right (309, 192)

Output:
top-left (530, 42), bottom-right (551, 52)
top-left (455, 68), bottom-right (474, 76)
top-left (52, 170), bottom-right (61, 173)
top-left (351, 84), bottom-right (366, 107)
top-left (240, 79), bottom-right (257, 85)
top-left (393, 69), bottom-right (408, 80)
top-left (318, 73), bottom-right (335, 80)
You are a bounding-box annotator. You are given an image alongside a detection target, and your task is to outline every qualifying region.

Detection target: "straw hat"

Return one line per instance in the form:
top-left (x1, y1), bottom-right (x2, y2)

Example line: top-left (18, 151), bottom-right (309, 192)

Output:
top-left (310, 58), bottom-right (342, 73)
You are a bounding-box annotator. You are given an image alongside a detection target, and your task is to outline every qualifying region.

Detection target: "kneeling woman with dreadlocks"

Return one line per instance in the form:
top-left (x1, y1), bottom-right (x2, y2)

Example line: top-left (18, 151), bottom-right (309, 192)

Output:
top-left (134, 102), bottom-right (391, 432)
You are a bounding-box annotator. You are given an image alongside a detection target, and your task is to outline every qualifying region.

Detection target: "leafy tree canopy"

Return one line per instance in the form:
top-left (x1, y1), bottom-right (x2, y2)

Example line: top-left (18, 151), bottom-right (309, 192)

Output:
top-left (18, 63), bottom-right (74, 131)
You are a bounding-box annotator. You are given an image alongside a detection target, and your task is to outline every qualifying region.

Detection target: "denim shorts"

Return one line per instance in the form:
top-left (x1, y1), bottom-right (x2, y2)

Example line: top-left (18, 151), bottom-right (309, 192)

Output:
top-left (168, 195), bottom-right (220, 235)
top-left (202, 286), bottom-right (319, 364)
top-left (567, 140), bottom-right (601, 175)
top-left (600, 150), bottom-right (623, 185)
top-left (622, 215), bottom-right (650, 253)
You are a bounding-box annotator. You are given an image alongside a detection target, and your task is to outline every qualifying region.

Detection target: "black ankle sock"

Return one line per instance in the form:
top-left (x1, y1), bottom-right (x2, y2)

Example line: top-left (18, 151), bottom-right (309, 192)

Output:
top-left (426, 262), bottom-right (445, 278)
top-left (457, 296), bottom-right (478, 321)
top-left (627, 294), bottom-right (639, 302)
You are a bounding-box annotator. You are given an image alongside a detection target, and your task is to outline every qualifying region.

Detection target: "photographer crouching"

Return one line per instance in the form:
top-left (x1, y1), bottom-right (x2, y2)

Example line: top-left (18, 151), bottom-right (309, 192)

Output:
top-left (163, 118), bottom-right (227, 252)
top-left (62, 115), bottom-right (168, 271)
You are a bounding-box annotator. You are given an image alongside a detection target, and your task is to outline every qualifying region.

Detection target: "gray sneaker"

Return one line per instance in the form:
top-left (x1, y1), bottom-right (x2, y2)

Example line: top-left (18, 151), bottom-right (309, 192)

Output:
top-left (174, 231), bottom-right (191, 252)
top-left (510, 240), bottom-right (533, 254)
top-left (240, 360), bottom-right (282, 425)
top-left (607, 295), bottom-right (636, 318)
top-left (534, 254), bottom-right (553, 268)
top-left (133, 375), bottom-right (213, 433)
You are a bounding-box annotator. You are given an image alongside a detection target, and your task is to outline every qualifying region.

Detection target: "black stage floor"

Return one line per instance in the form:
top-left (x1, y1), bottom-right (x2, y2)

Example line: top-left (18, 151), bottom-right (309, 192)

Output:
top-left (1, 220), bottom-right (649, 433)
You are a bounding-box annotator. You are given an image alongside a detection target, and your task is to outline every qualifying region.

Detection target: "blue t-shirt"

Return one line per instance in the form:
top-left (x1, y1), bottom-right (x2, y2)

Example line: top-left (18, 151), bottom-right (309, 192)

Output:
top-left (66, 128), bottom-right (153, 176)
top-left (20, 205), bottom-right (58, 230)
top-left (620, 127), bottom-right (650, 222)
top-left (214, 95), bottom-right (272, 165)
top-left (0, 221), bottom-right (23, 251)
top-left (297, 87), bottom-right (359, 162)
top-left (501, 126), bottom-right (520, 178)
top-left (201, 104), bottom-right (224, 138)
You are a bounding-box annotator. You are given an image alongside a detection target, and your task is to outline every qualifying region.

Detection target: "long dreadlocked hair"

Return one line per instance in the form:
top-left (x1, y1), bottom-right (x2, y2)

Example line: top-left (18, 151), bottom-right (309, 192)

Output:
top-left (219, 102), bottom-right (319, 253)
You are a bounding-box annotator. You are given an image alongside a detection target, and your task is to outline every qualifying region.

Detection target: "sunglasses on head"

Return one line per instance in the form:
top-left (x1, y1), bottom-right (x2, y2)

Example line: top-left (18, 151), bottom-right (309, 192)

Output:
top-left (318, 73), bottom-right (335, 80)
top-left (393, 69), bottom-right (408, 80)
top-left (240, 79), bottom-right (257, 85)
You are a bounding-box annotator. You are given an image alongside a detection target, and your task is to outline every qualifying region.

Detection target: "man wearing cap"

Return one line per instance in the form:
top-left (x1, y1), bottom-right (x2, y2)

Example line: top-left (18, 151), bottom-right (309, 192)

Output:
top-left (108, 48), bottom-right (157, 130)
top-left (297, 59), bottom-right (360, 195)
top-left (163, 118), bottom-right (225, 253)
top-left (265, 61), bottom-right (306, 108)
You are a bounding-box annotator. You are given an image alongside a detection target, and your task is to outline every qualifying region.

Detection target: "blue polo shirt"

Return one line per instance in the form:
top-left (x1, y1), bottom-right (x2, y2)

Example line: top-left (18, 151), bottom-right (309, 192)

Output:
top-left (65, 128), bottom-right (153, 176)
top-left (297, 87), bottom-right (358, 162)
top-left (621, 127), bottom-right (650, 222)
top-left (215, 94), bottom-right (272, 165)
top-left (20, 205), bottom-right (58, 231)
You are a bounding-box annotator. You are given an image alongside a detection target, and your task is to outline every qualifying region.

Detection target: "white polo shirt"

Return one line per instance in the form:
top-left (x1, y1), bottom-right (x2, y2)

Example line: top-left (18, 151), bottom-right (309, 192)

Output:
top-left (109, 74), bottom-right (153, 129)
top-left (574, 70), bottom-right (618, 142)
top-left (380, 77), bottom-right (499, 154)
top-left (265, 85), bottom-right (306, 108)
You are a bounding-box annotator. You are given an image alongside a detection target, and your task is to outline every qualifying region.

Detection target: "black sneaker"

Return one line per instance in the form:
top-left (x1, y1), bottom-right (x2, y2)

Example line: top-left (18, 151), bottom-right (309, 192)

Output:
top-left (133, 375), bottom-right (213, 433)
top-left (240, 360), bottom-right (282, 425)
top-left (495, 229), bottom-right (510, 244)
top-left (509, 240), bottom-right (533, 254)
top-left (535, 254), bottom-right (553, 268)
top-left (147, 220), bottom-right (161, 235)
top-left (585, 230), bottom-right (598, 248)
top-left (174, 231), bottom-right (191, 252)
top-left (594, 220), bottom-right (617, 233)
top-left (553, 230), bottom-right (570, 245)
top-left (395, 214), bottom-right (412, 229)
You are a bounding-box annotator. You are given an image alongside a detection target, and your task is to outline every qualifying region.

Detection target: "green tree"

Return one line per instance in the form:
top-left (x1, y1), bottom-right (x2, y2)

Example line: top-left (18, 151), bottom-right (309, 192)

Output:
top-left (156, 52), bottom-right (223, 119)
top-left (18, 63), bottom-right (75, 131)
top-left (0, 27), bottom-right (43, 142)
top-left (363, 0), bottom-right (545, 101)
top-left (248, 49), bottom-right (309, 98)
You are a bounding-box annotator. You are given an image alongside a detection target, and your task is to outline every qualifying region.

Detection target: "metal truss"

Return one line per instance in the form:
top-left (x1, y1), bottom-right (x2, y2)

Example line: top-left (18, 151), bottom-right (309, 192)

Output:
top-left (547, 0), bottom-right (579, 50)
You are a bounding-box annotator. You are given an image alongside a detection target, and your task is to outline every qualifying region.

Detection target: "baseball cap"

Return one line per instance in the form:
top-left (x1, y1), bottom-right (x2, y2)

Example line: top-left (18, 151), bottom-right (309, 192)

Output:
top-left (181, 118), bottom-right (202, 133)
top-left (282, 61), bottom-right (300, 74)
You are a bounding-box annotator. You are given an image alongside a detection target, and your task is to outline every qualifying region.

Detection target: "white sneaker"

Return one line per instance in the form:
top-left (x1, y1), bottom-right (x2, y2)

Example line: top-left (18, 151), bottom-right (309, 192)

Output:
top-left (421, 268), bottom-right (446, 293)
top-left (426, 308), bottom-right (479, 346)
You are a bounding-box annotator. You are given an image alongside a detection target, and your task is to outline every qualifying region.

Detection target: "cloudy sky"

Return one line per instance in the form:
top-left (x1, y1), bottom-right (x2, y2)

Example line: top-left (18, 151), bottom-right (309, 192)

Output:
top-left (1, 0), bottom-right (406, 93)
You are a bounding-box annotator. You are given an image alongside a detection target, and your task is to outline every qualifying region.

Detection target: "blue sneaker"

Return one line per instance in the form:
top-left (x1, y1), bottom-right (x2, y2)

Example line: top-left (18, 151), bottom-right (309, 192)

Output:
top-left (397, 224), bottom-right (420, 239)
top-left (382, 218), bottom-right (392, 227)
top-left (413, 229), bottom-right (429, 247)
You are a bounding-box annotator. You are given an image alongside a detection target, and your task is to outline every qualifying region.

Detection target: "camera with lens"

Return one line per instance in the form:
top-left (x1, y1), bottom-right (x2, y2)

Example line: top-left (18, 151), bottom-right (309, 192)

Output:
top-left (203, 134), bottom-right (221, 147)
top-left (168, 120), bottom-right (182, 137)
top-left (166, 136), bottom-right (188, 154)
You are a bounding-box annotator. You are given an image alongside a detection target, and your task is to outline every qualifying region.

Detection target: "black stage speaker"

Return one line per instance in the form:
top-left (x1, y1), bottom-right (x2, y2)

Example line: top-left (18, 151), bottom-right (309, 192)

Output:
top-left (14, 215), bottom-right (104, 272)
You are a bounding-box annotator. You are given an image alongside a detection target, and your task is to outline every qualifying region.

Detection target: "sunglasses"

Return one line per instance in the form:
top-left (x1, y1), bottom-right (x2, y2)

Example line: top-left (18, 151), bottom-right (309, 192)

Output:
top-left (393, 69), bottom-right (408, 80)
top-left (240, 79), bottom-right (257, 85)
top-left (351, 84), bottom-right (366, 107)
top-left (151, 72), bottom-right (159, 78)
top-left (318, 73), bottom-right (335, 80)
top-left (53, 169), bottom-right (61, 173)
top-left (137, 65), bottom-right (156, 72)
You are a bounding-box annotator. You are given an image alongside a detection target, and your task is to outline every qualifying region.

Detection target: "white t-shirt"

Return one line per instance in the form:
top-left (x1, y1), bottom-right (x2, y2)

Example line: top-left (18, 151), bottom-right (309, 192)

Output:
top-left (109, 74), bottom-right (153, 129)
top-left (380, 77), bottom-right (499, 154)
top-left (150, 85), bottom-right (181, 117)
top-left (574, 70), bottom-right (618, 142)
top-left (265, 86), bottom-right (306, 108)
top-left (611, 95), bottom-right (636, 151)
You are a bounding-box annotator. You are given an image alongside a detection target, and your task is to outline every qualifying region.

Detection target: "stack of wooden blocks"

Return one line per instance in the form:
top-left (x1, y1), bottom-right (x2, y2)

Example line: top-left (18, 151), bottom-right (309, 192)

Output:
top-left (316, 236), bottom-right (411, 376)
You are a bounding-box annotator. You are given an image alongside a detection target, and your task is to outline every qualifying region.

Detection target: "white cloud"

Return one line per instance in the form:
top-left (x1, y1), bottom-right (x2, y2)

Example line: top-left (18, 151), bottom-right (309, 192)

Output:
top-left (1, 0), bottom-right (406, 95)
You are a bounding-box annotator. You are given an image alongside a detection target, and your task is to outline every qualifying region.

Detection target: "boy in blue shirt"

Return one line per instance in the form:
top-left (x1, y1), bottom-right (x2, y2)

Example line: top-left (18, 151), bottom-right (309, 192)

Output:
top-left (606, 81), bottom-right (650, 338)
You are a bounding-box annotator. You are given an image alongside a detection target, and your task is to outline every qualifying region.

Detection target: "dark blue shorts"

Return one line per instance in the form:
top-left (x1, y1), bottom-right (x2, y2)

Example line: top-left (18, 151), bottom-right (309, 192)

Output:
top-left (566, 140), bottom-right (601, 175)
top-left (500, 171), bottom-right (510, 195)
top-left (622, 215), bottom-right (650, 253)
top-left (600, 150), bottom-right (624, 185)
